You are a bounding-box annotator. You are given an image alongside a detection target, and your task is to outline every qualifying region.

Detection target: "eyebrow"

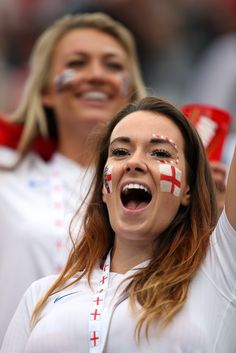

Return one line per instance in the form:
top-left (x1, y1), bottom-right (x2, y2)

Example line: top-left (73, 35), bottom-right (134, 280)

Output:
top-left (110, 136), bottom-right (177, 148)
top-left (150, 137), bottom-right (177, 149)
top-left (65, 50), bottom-right (125, 59)
top-left (110, 136), bottom-right (130, 146)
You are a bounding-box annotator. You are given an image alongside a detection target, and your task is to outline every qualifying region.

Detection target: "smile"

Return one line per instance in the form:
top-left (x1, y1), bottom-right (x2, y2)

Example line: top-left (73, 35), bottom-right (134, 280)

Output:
top-left (80, 91), bottom-right (109, 101)
top-left (121, 183), bottom-right (152, 211)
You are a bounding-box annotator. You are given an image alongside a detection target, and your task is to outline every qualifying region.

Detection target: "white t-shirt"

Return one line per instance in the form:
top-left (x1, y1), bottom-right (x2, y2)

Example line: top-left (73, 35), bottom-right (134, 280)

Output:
top-left (0, 147), bottom-right (92, 344)
top-left (1, 209), bottom-right (236, 353)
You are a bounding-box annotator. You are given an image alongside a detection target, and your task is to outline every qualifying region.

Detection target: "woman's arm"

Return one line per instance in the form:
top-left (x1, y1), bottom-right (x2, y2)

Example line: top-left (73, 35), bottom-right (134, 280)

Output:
top-left (210, 161), bottom-right (227, 217)
top-left (225, 145), bottom-right (236, 230)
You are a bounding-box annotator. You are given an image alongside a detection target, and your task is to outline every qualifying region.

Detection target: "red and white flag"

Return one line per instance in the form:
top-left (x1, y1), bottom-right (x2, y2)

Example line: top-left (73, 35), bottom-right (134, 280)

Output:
top-left (54, 69), bottom-right (76, 92)
top-left (103, 165), bottom-right (113, 194)
top-left (160, 164), bottom-right (182, 197)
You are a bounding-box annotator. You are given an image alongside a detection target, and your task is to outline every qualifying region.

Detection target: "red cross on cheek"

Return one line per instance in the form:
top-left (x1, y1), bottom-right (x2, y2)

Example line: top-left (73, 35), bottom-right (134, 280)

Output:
top-left (103, 166), bottom-right (113, 194)
top-left (90, 331), bottom-right (99, 347)
top-left (160, 164), bottom-right (182, 197)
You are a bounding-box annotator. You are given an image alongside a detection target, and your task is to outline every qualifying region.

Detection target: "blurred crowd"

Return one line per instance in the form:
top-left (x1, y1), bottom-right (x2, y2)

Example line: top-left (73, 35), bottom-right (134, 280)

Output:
top-left (0, 0), bottom-right (236, 162)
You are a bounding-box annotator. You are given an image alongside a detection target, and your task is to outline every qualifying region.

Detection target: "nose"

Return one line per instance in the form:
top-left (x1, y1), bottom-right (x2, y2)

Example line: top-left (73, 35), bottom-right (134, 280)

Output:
top-left (86, 60), bottom-right (106, 82)
top-left (125, 153), bottom-right (147, 174)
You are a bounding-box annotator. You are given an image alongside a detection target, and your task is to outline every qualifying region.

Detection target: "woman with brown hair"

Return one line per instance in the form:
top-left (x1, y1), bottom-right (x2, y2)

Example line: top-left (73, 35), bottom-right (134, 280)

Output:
top-left (2, 96), bottom-right (236, 352)
top-left (0, 12), bottom-right (146, 343)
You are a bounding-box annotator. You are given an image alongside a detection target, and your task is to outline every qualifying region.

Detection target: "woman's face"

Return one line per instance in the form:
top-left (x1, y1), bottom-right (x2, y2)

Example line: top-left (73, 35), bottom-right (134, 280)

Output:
top-left (42, 28), bottom-right (131, 134)
top-left (102, 111), bottom-right (190, 246)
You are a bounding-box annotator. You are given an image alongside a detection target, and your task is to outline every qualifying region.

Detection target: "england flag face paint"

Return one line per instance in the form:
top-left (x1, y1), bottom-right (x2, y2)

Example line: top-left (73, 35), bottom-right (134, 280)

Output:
top-left (119, 72), bottom-right (130, 98)
top-left (152, 134), bottom-right (179, 165)
top-left (159, 164), bottom-right (182, 197)
top-left (54, 68), bottom-right (76, 92)
top-left (103, 165), bottom-right (113, 194)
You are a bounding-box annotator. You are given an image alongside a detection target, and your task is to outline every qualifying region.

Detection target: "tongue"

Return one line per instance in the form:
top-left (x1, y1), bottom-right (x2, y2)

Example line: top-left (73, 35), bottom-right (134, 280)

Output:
top-left (126, 201), bottom-right (148, 210)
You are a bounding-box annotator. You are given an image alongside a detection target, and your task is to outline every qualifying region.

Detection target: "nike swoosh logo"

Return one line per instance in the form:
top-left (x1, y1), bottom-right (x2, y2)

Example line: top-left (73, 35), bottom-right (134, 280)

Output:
top-left (28, 179), bottom-right (48, 188)
top-left (54, 291), bottom-right (78, 303)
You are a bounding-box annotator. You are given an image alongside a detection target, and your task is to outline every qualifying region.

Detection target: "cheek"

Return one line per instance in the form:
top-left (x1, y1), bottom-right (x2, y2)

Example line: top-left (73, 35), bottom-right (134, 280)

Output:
top-left (119, 72), bottom-right (131, 97)
top-left (53, 69), bottom-right (77, 92)
top-left (111, 72), bottom-right (131, 98)
top-left (103, 165), bottom-right (113, 194)
top-left (158, 164), bottom-right (182, 198)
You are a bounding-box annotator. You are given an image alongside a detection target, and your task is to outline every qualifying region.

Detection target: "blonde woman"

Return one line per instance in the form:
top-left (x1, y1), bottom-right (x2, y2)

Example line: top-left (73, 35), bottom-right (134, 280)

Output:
top-left (2, 96), bottom-right (236, 352)
top-left (0, 12), bottom-right (146, 343)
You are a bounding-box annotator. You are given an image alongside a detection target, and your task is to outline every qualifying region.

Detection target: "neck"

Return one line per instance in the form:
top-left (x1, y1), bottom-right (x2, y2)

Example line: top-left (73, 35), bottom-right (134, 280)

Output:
top-left (110, 238), bottom-right (152, 274)
top-left (57, 125), bottom-right (94, 166)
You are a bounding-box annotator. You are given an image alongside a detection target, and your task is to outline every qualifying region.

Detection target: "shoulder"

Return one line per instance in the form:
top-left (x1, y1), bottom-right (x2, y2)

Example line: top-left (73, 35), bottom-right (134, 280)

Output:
top-left (24, 275), bottom-right (59, 304)
top-left (212, 208), bottom-right (236, 244)
top-left (30, 274), bottom-right (58, 293)
top-left (0, 149), bottom-right (53, 175)
top-left (0, 146), bottom-right (19, 166)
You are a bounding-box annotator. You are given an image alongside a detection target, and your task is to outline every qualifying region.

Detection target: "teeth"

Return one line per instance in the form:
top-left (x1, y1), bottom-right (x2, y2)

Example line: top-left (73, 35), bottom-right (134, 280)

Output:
top-left (81, 91), bottom-right (108, 100)
top-left (122, 183), bottom-right (150, 193)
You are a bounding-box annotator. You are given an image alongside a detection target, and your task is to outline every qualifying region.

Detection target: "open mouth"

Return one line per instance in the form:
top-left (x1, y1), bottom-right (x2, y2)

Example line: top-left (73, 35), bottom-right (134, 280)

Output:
top-left (121, 183), bottom-right (152, 210)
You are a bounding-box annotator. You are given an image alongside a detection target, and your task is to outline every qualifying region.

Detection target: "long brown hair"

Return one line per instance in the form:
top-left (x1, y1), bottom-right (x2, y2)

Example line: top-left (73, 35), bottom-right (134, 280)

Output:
top-left (32, 96), bottom-right (217, 336)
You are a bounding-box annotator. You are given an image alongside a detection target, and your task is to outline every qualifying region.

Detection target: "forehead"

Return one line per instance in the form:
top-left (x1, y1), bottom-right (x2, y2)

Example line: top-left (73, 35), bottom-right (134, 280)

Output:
top-left (110, 111), bottom-right (185, 149)
top-left (54, 28), bottom-right (128, 59)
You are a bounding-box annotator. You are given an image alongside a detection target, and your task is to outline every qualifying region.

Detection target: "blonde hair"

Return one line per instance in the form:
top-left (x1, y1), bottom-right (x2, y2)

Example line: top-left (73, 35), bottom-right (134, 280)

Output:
top-left (32, 97), bottom-right (217, 337)
top-left (12, 12), bottom-right (146, 154)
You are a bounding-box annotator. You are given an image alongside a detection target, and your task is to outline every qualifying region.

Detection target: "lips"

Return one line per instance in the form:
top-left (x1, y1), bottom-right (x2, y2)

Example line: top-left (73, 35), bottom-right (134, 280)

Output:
top-left (120, 183), bottom-right (152, 210)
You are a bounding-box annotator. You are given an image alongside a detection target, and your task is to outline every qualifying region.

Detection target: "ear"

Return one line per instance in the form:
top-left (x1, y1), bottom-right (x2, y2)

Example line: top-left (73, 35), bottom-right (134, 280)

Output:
top-left (181, 185), bottom-right (191, 206)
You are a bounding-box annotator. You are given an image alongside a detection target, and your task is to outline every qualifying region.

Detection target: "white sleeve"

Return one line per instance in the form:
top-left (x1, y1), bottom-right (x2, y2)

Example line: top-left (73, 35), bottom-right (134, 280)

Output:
top-left (0, 286), bottom-right (33, 352)
top-left (202, 208), bottom-right (236, 302)
top-left (0, 276), bottom-right (55, 353)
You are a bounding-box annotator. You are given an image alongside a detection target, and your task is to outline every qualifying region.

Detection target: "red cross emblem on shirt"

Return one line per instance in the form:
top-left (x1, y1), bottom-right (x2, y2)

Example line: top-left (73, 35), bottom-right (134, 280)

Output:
top-left (93, 297), bottom-right (103, 305)
top-left (90, 309), bottom-right (101, 320)
top-left (103, 263), bottom-right (109, 271)
top-left (100, 275), bottom-right (107, 285)
top-left (53, 201), bottom-right (62, 209)
top-left (55, 219), bottom-right (63, 227)
top-left (53, 184), bottom-right (61, 192)
top-left (90, 331), bottom-right (99, 347)
top-left (160, 164), bottom-right (181, 197)
top-left (55, 239), bottom-right (62, 248)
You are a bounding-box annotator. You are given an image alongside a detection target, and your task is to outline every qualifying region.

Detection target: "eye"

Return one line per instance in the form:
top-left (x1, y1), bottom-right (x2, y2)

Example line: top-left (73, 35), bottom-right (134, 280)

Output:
top-left (106, 62), bottom-right (124, 71)
top-left (67, 59), bottom-right (86, 68)
top-left (151, 149), bottom-right (172, 159)
top-left (111, 147), bottom-right (130, 157)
